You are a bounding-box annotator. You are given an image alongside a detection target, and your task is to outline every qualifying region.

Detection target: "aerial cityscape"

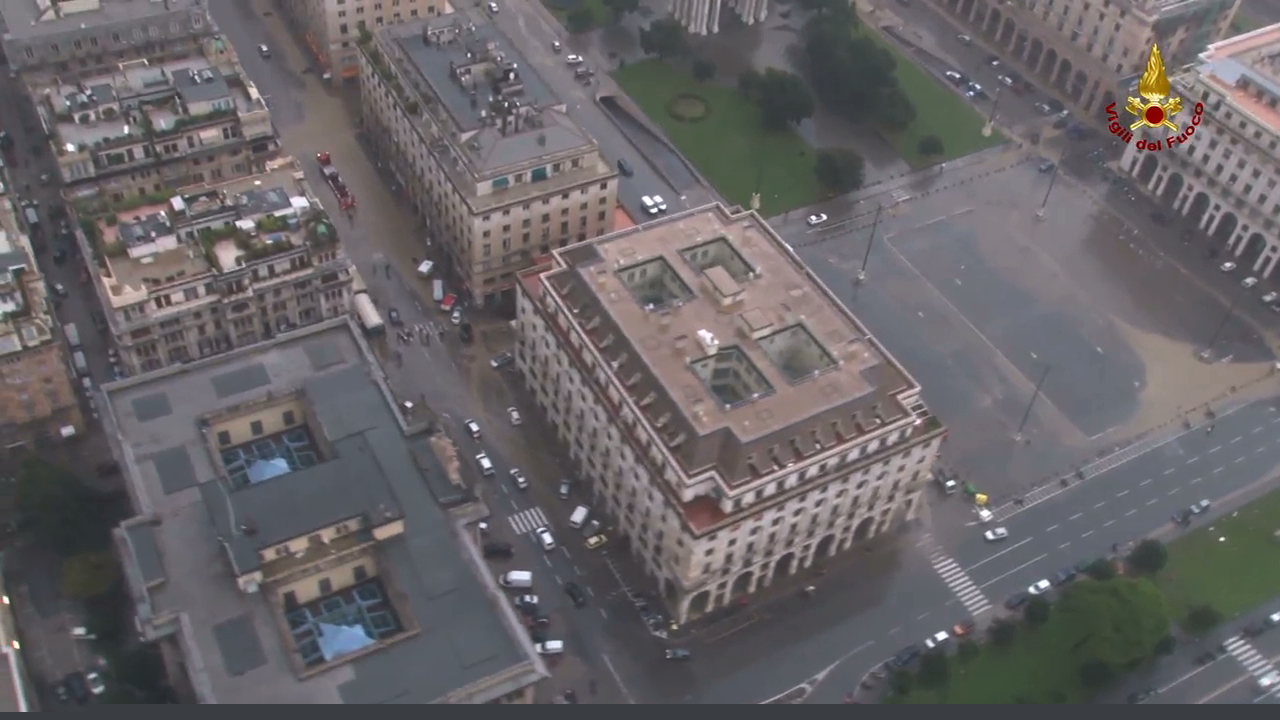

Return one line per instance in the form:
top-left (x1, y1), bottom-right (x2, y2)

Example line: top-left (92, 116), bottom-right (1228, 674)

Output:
top-left (0, 0), bottom-right (1279, 707)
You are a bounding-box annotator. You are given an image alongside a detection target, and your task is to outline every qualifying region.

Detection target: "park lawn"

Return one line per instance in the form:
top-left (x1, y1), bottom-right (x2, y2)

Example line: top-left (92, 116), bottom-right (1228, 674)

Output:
top-left (613, 60), bottom-right (822, 216)
top-left (1157, 486), bottom-right (1280, 621)
top-left (895, 623), bottom-right (1085, 703)
top-left (1230, 9), bottom-right (1264, 35)
top-left (854, 26), bottom-right (1005, 168)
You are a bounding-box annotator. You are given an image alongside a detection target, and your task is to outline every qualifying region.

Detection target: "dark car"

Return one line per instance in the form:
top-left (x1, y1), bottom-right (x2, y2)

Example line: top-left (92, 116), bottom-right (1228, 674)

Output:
top-left (617, 158), bottom-right (634, 177)
top-left (564, 581), bottom-right (588, 608)
top-left (1172, 509), bottom-right (1192, 525)
top-left (665, 648), bottom-right (692, 661)
top-left (387, 307), bottom-right (402, 327)
top-left (888, 645), bottom-right (921, 668)
top-left (52, 247), bottom-right (68, 265)
top-left (63, 673), bottom-right (89, 705)
top-left (482, 541), bottom-right (514, 559)
top-left (525, 612), bottom-right (550, 628)
top-left (1005, 591), bottom-right (1031, 610)
top-left (1052, 567), bottom-right (1077, 586)
top-left (1127, 687), bottom-right (1157, 703)
top-left (530, 627), bottom-right (548, 643)
top-left (1194, 650), bottom-right (1218, 665)
top-left (1242, 623), bottom-right (1266, 638)
top-left (1038, 161), bottom-right (1056, 174)
top-left (459, 322), bottom-right (474, 343)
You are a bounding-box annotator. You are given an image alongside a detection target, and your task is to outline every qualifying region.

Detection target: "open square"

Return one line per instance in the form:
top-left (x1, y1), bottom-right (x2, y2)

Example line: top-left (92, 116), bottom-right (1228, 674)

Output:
top-left (613, 60), bottom-right (822, 216)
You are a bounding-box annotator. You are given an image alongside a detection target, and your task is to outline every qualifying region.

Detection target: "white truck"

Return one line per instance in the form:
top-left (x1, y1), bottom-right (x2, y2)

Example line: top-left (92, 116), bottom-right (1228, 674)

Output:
top-left (63, 322), bottom-right (81, 349)
top-left (71, 350), bottom-right (88, 376)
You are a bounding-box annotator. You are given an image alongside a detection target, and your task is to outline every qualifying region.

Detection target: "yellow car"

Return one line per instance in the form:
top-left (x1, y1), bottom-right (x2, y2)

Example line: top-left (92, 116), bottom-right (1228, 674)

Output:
top-left (585, 534), bottom-right (608, 550)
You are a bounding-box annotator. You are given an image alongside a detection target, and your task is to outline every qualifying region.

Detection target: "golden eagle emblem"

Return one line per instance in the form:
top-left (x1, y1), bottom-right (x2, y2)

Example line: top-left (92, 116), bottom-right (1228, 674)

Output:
top-left (1126, 44), bottom-right (1182, 131)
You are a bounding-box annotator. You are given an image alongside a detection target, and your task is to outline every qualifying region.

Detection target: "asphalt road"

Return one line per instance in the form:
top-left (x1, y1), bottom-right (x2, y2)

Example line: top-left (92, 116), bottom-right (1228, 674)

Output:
top-left (947, 400), bottom-right (1280, 610)
top-left (678, 396), bottom-right (1280, 705)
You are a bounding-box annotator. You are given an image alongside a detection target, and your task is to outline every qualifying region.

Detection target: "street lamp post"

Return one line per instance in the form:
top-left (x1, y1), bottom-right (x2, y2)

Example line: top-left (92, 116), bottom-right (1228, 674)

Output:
top-left (1201, 298), bottom-right (1238, 359)
top-left (982, 85), bottom-right (1004, 138)
top-left (856, 204), bottom-right (884, 284)
top-left (1035, 158), bottom-right (1062, 221)
top-left (1015, 364), bottom-right (1051, 440)
top-left (750, 139), bottom-right (766, 212)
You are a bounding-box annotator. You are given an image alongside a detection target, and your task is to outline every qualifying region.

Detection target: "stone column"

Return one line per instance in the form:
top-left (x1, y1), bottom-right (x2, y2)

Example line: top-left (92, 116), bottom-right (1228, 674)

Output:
top-left (1174, 184), bottom-right (1197, 214)
top-left (1229, 224), bottom-right (1252, 256)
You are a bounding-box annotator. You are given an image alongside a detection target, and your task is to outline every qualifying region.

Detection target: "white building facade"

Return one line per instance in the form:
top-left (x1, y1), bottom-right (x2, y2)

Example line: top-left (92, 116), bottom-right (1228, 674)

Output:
top-left (1121, 24), bottom-right (1280, 278)
top-left (514, 205), bottom-right (946, 623)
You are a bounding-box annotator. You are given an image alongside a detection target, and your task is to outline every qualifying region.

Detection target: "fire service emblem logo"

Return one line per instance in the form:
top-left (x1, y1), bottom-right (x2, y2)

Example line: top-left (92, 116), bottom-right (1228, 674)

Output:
top-left (1106, 43), bottom-right (1204, 150)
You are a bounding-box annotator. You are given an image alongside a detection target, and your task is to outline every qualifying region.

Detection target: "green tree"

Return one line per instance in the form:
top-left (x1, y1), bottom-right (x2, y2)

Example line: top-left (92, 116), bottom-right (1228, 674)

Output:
top-left (1084, 557), bottom-right (1117, 581)
top-left (795, 0), bottom-right (856, 22)
top-left (692, 58), bottom-right (717, 82)
top-left (1024, 595), bottom-right (1051, 626)
top-left (16, 459), bottom-right (109, 555)
top-left (638, 17), bottom-right (687, 59)
top-left (889, 668), bottom-right (914, 695)
top-left (956, 638), bottom-right (980, 663)
top-left (988, 618), bottom-right (1018, 646)
top-left (1127, 539), bottom-right (1169, 575)
top-left (110, 645), bottom-right (173, 704)
top-left (566, 7), bottom-right (595, 34)
top-left (738, 68), bottom-right (761, 97)
top-left (1184, 604), bottom-right (1224, 634)
top-left (917, 134), bottom-right (945, 158)
top-left (741, 68), bottom-right (814, 131)
top-left (61, 551), bottom-right (122, 600)
top-left (802, 22), bottom-right (916, 131)
top-left (601, 0), bottom-right (639, 20)
top-left (814, 147), bottom-right (865, 193)
top-left (1153, 634), bottom-right (1177, 657)
top-left (1078, 659), bottom-right (1116, 688)
top-left (917, 650), bottom-right (949, 687)
top-left (1054, 578), bottom-right (1171, 675)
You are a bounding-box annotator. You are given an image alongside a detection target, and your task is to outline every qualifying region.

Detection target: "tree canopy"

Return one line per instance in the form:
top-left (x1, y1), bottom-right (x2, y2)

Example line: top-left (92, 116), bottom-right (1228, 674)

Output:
top-left (1126, 539), bottom-right (1169, 575)
top-left (814, 147), bottom-right (865, 193)
top-left (692, 58), bottom-right (717, 83)
top-left (62, 551), bottom-right (122, 601)
top-left (917, 135), bottom-right (945, 158)
top-left (1054, 577), bottom-right (1171, 675)
top-left (738, 68), bottom-right (814, 131)
top-left (566, 7), bottom-right (594, 34)
top-left (601, 0), bottom-right (639, 20)
top-left (17, 459), bottom-right (109, 555)
top-left (802, 15), bottom-right (915, 131)
top-left (639, 17), bottom-right (687, 59)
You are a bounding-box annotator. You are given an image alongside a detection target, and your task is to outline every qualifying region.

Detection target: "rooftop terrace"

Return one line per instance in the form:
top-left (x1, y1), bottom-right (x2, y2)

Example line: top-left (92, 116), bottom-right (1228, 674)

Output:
top-left (530, 204), bottom-right (921, 483)
top-left (104, 320), bottom-right (543, 703)
top-left (99, 159), bottom-right (329, 307)
top-left (1191, 23), bottom-right (1280, 134)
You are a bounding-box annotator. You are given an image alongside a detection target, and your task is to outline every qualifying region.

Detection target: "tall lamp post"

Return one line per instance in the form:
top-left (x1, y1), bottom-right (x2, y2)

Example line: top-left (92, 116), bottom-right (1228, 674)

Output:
top-left (1200, 298), bottom-right (1238, 360)
top-left (1015, 364), bottom-right (1051, 441)
top-left (981, 85), bottom-right (1004, 138)
top-left (1035, 155), bottom-right (1062, 221)
top-left (856, 204), bottom-right (884, 284)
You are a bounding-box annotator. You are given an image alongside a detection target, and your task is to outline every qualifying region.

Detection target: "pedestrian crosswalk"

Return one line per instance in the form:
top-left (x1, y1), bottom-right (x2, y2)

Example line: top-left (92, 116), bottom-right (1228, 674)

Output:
top-left (508, 507), bottom-right (549, 535)
top-left (925, 544), bottom-right (992, 616)
top-left (1222, 636), bottom-right (1277, 678)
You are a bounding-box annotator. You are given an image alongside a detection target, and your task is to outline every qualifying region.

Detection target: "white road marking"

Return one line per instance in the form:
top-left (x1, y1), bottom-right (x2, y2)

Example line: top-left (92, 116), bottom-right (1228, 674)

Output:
top-left (554, 573), bottom-right (562, 584)
top-left (1209, 445), bottom-right (1223, 453)
top-left (1102, 520), bottom-right (1115, 527)
top-left (977, 554), bottom-right (1048, 589)
top-left (543, 554), bottom-right (553, 567)
top-left (1163, 468), bottom-right (1175, 475)
top-left (1234, 457), bottom-right (1245, 464)
top-left (1125, 509), bottom-right (1137, 516)
top-left (1081, 531), bottom-right (1094, 537)
top-left (1045, 524), bottom-right (1059, 531)
top-left (1058, 542), bottom-right (1071, 549)
top-left (1186, 457), bottom-right (1199, 464)
top-left (1231, 436), bottom-right (1243, 444)
top-left (1069, 513), bottom-right (1084, 520)
top-left (1190, 477), bottom-right (1202, 484)
top-left (1140, 479), bottom-right (1154, 486)
top-left (1168, 488), bottom-right (1179, 495)
top-left (1116, 490), bottom-right (1129, 497)
top-left (917, 612), bottom-right (930, 620)
top-left (1094, 501), bottom-right (1107, 509)
top-left (1252, 426), bottom-right (1263, 434)
top-left (965, 538), bottom-right (1033, 571)
top-left (1214, 466), bottom-right (1225, 473)
top-left (600, 653), bottom-right (636, 704)
top-left (599, 608), bottom-right (608, 619)
top-left (1146, 499), bottom-right (1158, 505)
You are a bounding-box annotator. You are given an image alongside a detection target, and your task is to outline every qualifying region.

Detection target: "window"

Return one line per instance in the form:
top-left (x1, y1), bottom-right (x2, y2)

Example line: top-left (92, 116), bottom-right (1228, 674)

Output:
top-left (217, 430), bottom-right (231, 446)
top-left (283, 410), bottom-right (296, 426)
top-left (354, 565), bottom-right (369, 582)
top-left (318, 577), bottom-right (333, 596)
top-left (250, 420), bottom-right (264, 436)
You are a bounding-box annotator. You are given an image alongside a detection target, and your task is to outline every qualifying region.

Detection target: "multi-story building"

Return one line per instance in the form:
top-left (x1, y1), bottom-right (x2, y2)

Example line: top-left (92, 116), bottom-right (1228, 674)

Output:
top-left (933, 0), bottom-right (1239, 116)
top-left (359, 11), bottom-right (618, 307)
top-left (672, 0), bottom-right (769, 36)
top-left (104, 318), bottom-right (548, 703)
top-left (26, 38), bottom-right (278, 204)
top-left (0, 195), bottom-right (82, 454)
top-left (1121, 24), bottom-right (1280, 278)
top-left (86, 156), bottom-right (358, 375)
top-left (514, 204), bottom-right (947, 622)
top-left (277, 0), bottom-right (444, 80)
top-left (0, 0), bottom-right (213, 76)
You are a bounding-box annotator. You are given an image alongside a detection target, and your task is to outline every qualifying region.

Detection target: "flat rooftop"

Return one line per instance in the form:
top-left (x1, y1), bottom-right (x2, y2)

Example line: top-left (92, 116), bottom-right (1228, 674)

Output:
top-left (100, 160), bottom-right (318, 305)
top-left (533, 204), bottom-right (915, 468)
top-left (102, 320), bottom-right (539, 703)
top-left (1192, 23), bottom-right (1280, 133)
top-left (0, 0), bottom-right (202, 40)
top-left (380, 13), bottom-right (596, 175)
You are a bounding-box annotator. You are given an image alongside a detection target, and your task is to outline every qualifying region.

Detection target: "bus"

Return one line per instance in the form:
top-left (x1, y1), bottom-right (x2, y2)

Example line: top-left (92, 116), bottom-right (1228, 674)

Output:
top-left (352, 292), bottom-right (385, 336)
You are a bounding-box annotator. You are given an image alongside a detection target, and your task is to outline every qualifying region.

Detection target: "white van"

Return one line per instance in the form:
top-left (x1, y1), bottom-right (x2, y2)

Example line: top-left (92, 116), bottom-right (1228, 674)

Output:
top-left (498, 570), bottom-right (533, 588)
top-left (476, 452), bottom-right (495, 476)
top-left (535, 640), bottom-right (564, 655)
top-left (640, 196), bottom-right (659, 215)
top-left (63, 323), bottom-right (81, 349)
top-left (569, 505), bottom-right (589, 529)
top-left (432, 279), bottom-right (444, 303)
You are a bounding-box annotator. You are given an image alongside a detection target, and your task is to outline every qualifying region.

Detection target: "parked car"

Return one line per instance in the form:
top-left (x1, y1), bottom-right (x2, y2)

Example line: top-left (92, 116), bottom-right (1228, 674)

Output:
top-left (257, 44), bottom-right (271, 58)
top-left (665, 648), bottom-right (692, 661)
top-left (564, 581), bottom-right (588, 608)
top-left (558, 478), bottom-right (572, 499)
top-left (85, 671), bottom-right (105, 696)
top-left (1028, 579), bottom-right (1052, 595)
top-left (387, 307), bottom-right (402, 326)
top-left (1243, 276), bottom-right (1259, 288)
top-left (464, 419), bottom-right (481, 439)
top-left (482, 541), bottom-right (514, 559)
top-left (983, 527), bottom-right (1009, 542)
top-left (508, 407), bottom-right (522, 425)
top-left (1219, 261), bottom-right (1237, 271)
top-left (888, 645), bottom-right (921, 668)
top-left (806, 213), bottom-right (828, 226)
top-left (1190, 499), bottom-right (1212, 514)
top-left (1005, 591), bottom-right (1031, 610)
top-left (923, 630), bottom-right (950, 650)
top-left (585, 534), bottom-right (608, 550)
top-left (565, 54), bottom-right (584, 65)
top-left (490, 352), bottom-right (514, 369)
